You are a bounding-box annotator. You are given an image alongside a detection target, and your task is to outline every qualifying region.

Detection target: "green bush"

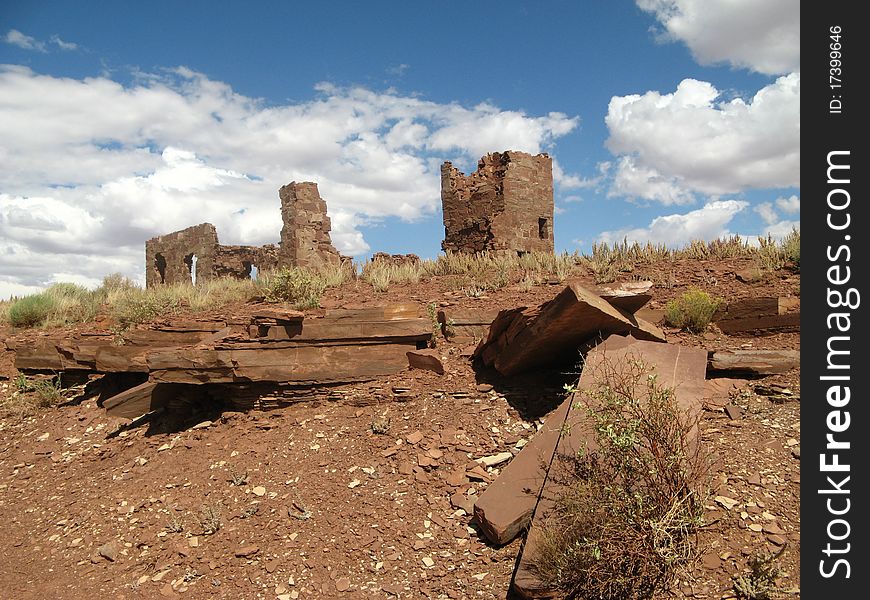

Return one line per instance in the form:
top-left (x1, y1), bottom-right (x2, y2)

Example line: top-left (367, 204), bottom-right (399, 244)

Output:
top-left (664, 288), bottom-right (722, 333)
top-left (264, 267), bottom-right (326, 309)
top-left (8, 294), bottom-right (56, 327)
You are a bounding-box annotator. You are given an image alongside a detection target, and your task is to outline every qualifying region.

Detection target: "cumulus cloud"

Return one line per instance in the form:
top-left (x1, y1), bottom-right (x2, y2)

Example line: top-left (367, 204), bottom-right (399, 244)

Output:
top-left (637, 0), bottom-right (800, 75)
top-left (605, 73), bottom-right (799, 203)
top-left (0, 66), bottom-right (578, 297)
top-left (552, 159), bottom-right (602, 191)
top-left (598, 199), bottom-right (748, 247)
top-left (776, 194), bottom-right (800, 214)
top-left (755, 195), bottom-right (799, 240)
top-left (754, 202), bottom-right (779, 226)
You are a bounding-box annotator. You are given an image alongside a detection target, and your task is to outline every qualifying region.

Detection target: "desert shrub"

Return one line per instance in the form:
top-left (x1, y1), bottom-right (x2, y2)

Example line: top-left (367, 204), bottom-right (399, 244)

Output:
top-left (781, 228), bottom-right (800, 268)
top-left (198, 503), bottom-right (222, 535)
top-left (532, 357), bottom-right (709, 599)
top-left (8, 293), bottom-right (56, 327)
top-left (754, 235), bottom-right (787, 272)
top-left (264, 266), bottom-right (326, 309)
top-left (664, 289), bottom-right (722, 333)
top-left (99, 272), bottom-right (138, 294)
top-left (733, 546), bottom-right (786, 600)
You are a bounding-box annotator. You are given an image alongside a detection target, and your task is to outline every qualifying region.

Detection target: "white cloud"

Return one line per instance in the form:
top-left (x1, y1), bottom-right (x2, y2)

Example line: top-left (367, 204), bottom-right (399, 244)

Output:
top-left (386, 63), bottom-right (410, 76)
top-left (761, 219), bottom-right (799, 240)
top-left (598, 199), bottom-right (748, 247)
top-left (637, 0), bottom-right (800, 75)
top-left (0, 66), bottom-right (578, 297)
top-left (609, 156), bottom-right (695, 205)
top-left (754, 201), bottom-right (779, 226)
top-left (552, 159), bottom-right (602, 190)
top-left (4, 29), bottom-right (47, 52)
top-left (605, 73), bottom-right (799, 202)
top-left (50, 34), bottom-right (78, 51)
top-left (3, 29), bottom-right (78, 52)
top-left (776, 194), bottom-right (800, 214)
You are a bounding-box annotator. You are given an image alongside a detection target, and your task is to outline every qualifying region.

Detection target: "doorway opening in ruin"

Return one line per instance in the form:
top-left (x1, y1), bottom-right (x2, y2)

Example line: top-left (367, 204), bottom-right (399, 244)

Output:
top-left (184, 254), bottom-right (198, 285)
top-left (538, 217), bottom-right (549, 240)
top-left (243, 261), bottom-right (259, 281)
top-left (154, 253), bottom-right (167, 284)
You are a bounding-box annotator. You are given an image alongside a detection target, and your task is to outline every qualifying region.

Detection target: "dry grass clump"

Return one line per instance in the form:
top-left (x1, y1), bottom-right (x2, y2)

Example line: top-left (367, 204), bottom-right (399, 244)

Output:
top-left (532, 357), bottom-right (709, 600)
top-left (580, 232), bottom-right (800, 284)
top-left (1, 373), bottom-right (73, 416)
top-left (5, 283), bottom-right (102, 328)
top-left (416, 250), bottom-right (580, 292)
top-left (664, 288), bottom-right (723, 333)
top-left (360, 259), bottom-right (423, 292)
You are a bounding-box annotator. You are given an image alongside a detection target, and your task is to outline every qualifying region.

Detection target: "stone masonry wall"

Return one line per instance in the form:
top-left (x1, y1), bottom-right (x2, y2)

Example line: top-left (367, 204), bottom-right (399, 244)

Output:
top-left (441, 151), bottom-right (554, 255)
top-left (279, 182), bottom-right (342, 269)
top-left (146, 182), bottom-right (344, 287)
top-left (145, 223), bottom-right (220, 287)
top-left (213, 245), bottom-right (280, 280)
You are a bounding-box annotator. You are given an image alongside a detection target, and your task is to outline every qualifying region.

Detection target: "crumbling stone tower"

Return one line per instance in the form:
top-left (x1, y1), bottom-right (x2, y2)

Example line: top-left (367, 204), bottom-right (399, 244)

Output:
top-left (440, 150), bottom-right (554, 255)
top-left (279, 182), bottom-right (342, 269)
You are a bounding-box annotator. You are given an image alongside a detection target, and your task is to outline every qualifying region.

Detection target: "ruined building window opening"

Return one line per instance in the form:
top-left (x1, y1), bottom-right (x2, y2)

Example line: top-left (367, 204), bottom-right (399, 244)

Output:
top-left (538, 217), bottom-right (549, 240)
top-left (184, 253), bottom-right (198, 285)
top-left (154, 253), bottom-right (167, 284)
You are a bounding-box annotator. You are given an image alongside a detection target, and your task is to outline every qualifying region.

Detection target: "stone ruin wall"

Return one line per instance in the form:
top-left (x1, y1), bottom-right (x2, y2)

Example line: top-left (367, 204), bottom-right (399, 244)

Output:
top-left (279, 182), bottom-right (342, 269)
top-left (441, 151), bottom-right (554, 255)
top-left (145, 223), bottom-right (219, 288)
top-left (145, 182), bottom-right (342, 287)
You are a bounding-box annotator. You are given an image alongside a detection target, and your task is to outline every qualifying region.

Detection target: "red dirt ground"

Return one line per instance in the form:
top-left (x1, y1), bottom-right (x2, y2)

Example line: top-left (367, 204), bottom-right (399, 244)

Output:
top-left (0, 257), bottom-right (800, 599)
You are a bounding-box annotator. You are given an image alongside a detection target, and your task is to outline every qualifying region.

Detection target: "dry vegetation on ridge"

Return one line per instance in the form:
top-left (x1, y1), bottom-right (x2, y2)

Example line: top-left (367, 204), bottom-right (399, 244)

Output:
top-left (1, 231), bottom-right (799, 330)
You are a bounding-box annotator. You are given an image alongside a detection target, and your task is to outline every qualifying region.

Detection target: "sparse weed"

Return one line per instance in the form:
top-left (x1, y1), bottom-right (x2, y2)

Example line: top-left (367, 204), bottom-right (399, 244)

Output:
top-left (11, 374), bottom-right (65, 408)
top-left (264, 266), bottom-right (326, 309)
top-left (426, 302), bottom-right (440, 348)
top-left (228, 471), bottom-right (249, 486)
top-left (239, 505), bottom-right (259, 519)
top-left (370, 415), bottom-right (391, 435)
top-left (532, 356), bottom-right (710, 600)
top-left (664, 289), bottom-right (723, 333)
top-left (733, 546), bottom-right (786, 600)
top-left (781, 228), bottom-right (800, 268)
top-left (165, 514), bottom-right (184, 533)
top-left (198, 503), bottom-right (222, 535)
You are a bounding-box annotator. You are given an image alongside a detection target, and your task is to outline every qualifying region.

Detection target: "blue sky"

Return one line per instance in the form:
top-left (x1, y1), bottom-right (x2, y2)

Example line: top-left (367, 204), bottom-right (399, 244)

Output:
top-left (0, 1), bottom-right (799, 298)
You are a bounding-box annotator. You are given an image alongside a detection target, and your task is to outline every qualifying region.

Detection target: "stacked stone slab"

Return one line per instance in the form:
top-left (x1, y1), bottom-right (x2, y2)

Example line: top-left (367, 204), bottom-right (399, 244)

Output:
top-left (145, 181), bottom-right (342, 287)
top-left (441, 150), bottom-right (554, 255)
top-left (279, 182), bottom-right (343, 269)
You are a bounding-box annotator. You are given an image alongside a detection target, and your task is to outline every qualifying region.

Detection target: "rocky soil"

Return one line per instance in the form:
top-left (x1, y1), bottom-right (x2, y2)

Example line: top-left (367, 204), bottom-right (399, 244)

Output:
top-left (0, 257), bottom-right (800, 599)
